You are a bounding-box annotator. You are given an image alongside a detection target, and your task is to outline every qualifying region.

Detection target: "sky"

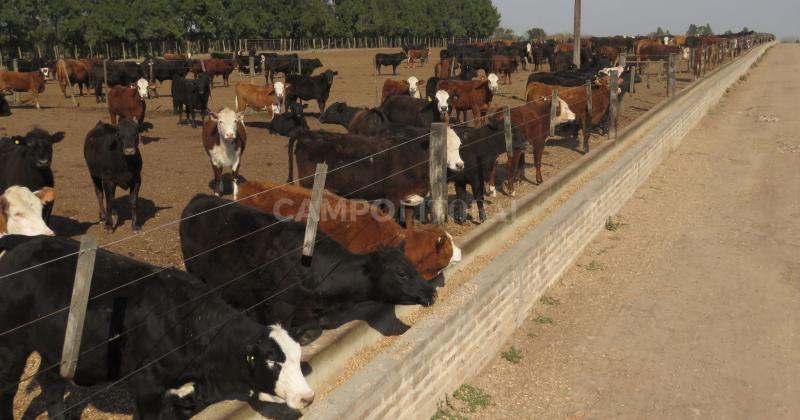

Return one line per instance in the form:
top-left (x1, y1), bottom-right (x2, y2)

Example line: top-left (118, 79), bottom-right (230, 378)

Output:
top-left (495, 0), bottom-right (798, 39)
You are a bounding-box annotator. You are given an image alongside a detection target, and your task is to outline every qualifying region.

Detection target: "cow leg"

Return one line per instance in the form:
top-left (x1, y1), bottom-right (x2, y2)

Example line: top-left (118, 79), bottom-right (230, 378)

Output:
top-left (504, 149), bottom-right (521, 197)
top-left (533, 144), bottom-right (544, 185)
top-left (129, 182), bottom-right (141, 232)
top-left (102, 180), bottom-right (117, 233)
top-left (91, 175), bottom-right (107, 222)
top-left (37, 368), bottom-right (67, 420)
top-left (0, 349), bottom-right (27, 420)
top-left (487, 160), bottom-right (498, 197)
top-left (212, 165), bottom-right (223, 197)
top-left (110, 111), bottom-right (118, 125)
top-left (317, 99), bottom-right (326, 114)
top-left (454, 181), bottom-right (468, 224)
top-left (132, 390), bottom-right (164, 420)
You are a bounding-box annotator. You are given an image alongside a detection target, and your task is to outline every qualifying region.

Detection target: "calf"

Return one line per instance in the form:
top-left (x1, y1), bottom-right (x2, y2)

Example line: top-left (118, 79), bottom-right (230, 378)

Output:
top-left (380, 77), bottom-right (424, 104)
top-left (91, 61), bottom-right (144, 102)
top-left (191, 59), bottom-right (235, 87)
top-left (407, 49), bottom-right (430, 67)
top-left (0, 186), bottom-right (55, 237)
top-left (0, 71), bottom-right (46, 109)
top-left (179, 194), bottom-right (436, 344)
top-left (107, 83), bottom-right (147, 125)
top-left (491, 55), bottom-right (514, 84)
top-left (84, 119), bottom-right (143, 232)
top-left (235, 81), bottom-right (283, 118)
top-left (379, 93), bottom-right (451, 127)
top-left (235, 180), bottom-right (461, 280)
top-left (171, 73), bottom-right (211, 128)
top-left (375, 52), bottom-right (407, 75)
top-left (55, 58), bottom-right (92, 96)
top-left (269, 102), bottom-right (309, 137)
top-left (285, 70), bottom-right (337, 114)
top-left (0, 235), bottom-right (314, 419)
top-left (505, 95), bottom-right (576, 191)
top-left (0, 129), bottom-right (64, 221)
top-left (202, 108), bottom-right (246, 197)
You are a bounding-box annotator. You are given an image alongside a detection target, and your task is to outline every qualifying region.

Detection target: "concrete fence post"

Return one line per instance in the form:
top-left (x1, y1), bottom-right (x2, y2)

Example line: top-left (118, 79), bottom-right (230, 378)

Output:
top-left (586, 80), bottom-right (593, 122)
top-left (609, 70), bottom-right (619, 139)
top-left (429, 123), bottom-right (448, 226)
top-left (302, 163), bottom-right (328, 264)
top-left (12, 59), bottom-right (19, 105)
top-left (249, 55), bottom-right (255, 83)
top-left (549, 90), bottom-right (559, 137)
top-left (667, 54), bottom-right (676, 97)
top-left (503, 106), bottom-right (513, 160)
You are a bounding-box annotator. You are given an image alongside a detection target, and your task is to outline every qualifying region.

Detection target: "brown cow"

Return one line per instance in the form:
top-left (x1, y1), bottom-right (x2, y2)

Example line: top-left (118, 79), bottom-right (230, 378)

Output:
top-left (434, 58), bottom-right (460, 78)
top-left (407, 49), bottom-right (430, 68)
top-left (234, 180), bottom-right (461, 280)
top-left (503, 95), bottom-right (575, 192)
top-left (191, 59), bottom-right (235, 87)
top-left (234, 81), bottom-right (282, 119)
top-left (491, 55), bottom-right (513, 84)
top-left (526, 76), bottom-right (613, 154)
top-left (55, 59), bottom-right (93, 96)
top-left (163, 53), bottom-right (190, 60)
top-left (435, 79), bottom-right (496, 125)
top-left (0, 71), bottom-right (46, 109)
top-left (202, 108), bottom-right (247, 197)
top-left (108, 85), bottom-right (146, 125)
top-left (596, 46), bottom-right (619, 66)
top-left (380, 77), bottom-right (423, 104)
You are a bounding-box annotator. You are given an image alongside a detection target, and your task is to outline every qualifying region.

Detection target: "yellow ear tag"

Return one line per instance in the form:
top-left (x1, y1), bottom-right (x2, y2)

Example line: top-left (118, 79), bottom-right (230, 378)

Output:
top-left (427, 97), bottom-right (432, 102)
top-left (14, 140), bottom-right (20, 145)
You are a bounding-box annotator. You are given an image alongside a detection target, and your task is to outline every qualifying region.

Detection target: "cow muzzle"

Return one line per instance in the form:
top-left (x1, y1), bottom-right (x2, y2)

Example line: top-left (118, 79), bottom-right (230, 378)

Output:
top-left (123, 148), bottom-right (137, 156)
top-left (36, 159), bottom-right (50, 168)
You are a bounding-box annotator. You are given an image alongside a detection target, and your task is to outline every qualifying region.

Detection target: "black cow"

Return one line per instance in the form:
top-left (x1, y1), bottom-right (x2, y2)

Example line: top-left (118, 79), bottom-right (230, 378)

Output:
top-left (171, 73), bottom-right (211, 128)
top-left (264, 53), bottom-right (299, 83)
top-left (549, 51), bottom-right (577, 72)
top-left (285, 70), bottom-right (337, 114)
top-left (319, 102), bottom-right (389, 135)
top-left (450, 113), bottom-right (526, 223)
top-left (84, 119), bottom-right (143, 233)
top-left (269, 102), bottom-right (309, 137)
top-left (0, 94), bottom-right (10, 117)
top-left (179, 194), bottom-right (435, 344)
top-left (140, 58), bottom-right (192, 97)
top-left (379, 93), bottom-right (450, 127)
top-left (0, 128), bottom-right (64, 221)
top-left (0, 234), bottom-right (314, 420)
top-left (374, 52), bottom-right (407, 75)
top-left (91, 61), bottom-right (144, 103)
top-left (211, 52), bottom-right (235, 60)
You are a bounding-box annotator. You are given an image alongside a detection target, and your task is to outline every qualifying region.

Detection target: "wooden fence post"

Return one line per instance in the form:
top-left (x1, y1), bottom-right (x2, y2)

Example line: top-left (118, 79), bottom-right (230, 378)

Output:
top-left (429, 123), bottom-right (448, 226)
top-left (12, 59), bottom-right (19, 105)
top-left (586, 80), bottom-right (593, 123)
top-left (249, 55), bottom-right (255, 83)
top-left (667, 53), bottom-right (676, 97)
top-left (297, 57), bottom-right (302, 75)
top-left (609, 70), bottom-right (619, 139)
top-left (549, 90), bottom-right (558, 137)
top-left (60, 235), bottom-right (98, 379)
top-left (503, 106), bottom-right (513, 160)
top-left (102, 59), bottom-right (108, 101)
top-left (301, 163), bottom-right (328, 263)
top-left (629, 64), bottom-right (636, 94)
top-left (619, 54), bottom-right (626, 68)
top-left (60, 59), bottom-right (78, 107)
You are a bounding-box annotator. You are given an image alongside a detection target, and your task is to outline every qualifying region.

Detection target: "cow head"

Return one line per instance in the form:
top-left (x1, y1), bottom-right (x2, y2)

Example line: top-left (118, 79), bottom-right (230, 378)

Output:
top-left (246, 325), bottom-right (314, 410)
top-left (554, 98), bottom-right (576, 124)
top-left (432, 90), bottom-right (451, 118)
top-left (273, 81), bottom-right (285, 114)
top-left (196, 73), bottom-right (211, 97)
top-left (135, 78), bottom-right (150, 99)
top-left (116, 118), bottom-right (141, 156)
top-left (682, 47), bottom-right (691, 60)
top-left (209, 108), bottom-right (244, 141)
top-left (365, 244), bottom-right (437, 306)
top-left (322, 70), bottom-right (338, 85)
top-left (486, 73), bottom-right (499, 92)
top-left (39, 67), bottom-right (50, 79)
top-left (10, 128), bottom-right (65, 168)
top-left (0, 186), bottom-right (55, 237)
top-left (406, 76), bottom-right (423, 98)
top-left (445, 127), bottom-right (464, 171)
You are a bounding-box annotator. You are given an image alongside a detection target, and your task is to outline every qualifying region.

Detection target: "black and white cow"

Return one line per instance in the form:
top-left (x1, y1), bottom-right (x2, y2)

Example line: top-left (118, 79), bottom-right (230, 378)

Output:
top-left (179, 194), bottom-right (437, 345)
top-left (0, 234), bottom-right (314, 420)
top-left (83, 119), bottom-right (143, 233)
top-left (0, 128), bottom-right (65, 222)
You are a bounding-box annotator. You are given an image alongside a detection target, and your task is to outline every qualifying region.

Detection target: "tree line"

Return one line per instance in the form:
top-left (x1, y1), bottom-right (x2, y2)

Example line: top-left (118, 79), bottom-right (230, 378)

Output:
top-left (0, 0), bottom-right (501, 54)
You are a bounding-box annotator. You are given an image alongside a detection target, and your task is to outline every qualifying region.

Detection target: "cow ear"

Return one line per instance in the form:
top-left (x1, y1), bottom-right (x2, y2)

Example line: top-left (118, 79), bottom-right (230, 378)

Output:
top-left (34, 187), bottom-right (56, 203)
top-left (208, 112), bottom-right (218, 122)
top-left (10, 136), bottom-right (26, 146)
top-left (236, 111), bottom-right (245, 121)
top-left (417, 79), bottom-right (425, 85)
top-left (50, 132), bottom-right (65, 143)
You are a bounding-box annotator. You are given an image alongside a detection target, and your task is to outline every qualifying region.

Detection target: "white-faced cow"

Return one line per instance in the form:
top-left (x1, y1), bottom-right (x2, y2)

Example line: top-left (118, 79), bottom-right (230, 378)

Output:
top-left (202, 108), bottom-right (246, 196)
top-left (0, 186), bottom-right (56, 237)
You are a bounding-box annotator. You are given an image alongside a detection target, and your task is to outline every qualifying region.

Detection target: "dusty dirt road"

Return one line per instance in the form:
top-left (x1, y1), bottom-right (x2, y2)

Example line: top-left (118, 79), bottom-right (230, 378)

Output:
top-left (445, 44), bottom-right (800, 419)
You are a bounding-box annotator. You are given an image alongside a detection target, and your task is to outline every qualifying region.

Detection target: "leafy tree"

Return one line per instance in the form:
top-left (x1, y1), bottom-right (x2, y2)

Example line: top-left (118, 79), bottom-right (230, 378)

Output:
top-left (526, 27), bottom-right (546, 41)
top-left (687, 24), bottom-right (698, 36)
top-left (493, 27), bottom-right (516, 40)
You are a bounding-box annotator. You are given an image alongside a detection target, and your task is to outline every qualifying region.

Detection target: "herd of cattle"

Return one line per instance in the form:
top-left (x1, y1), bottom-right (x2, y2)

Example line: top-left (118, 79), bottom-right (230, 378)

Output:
top-left (0, 30), bottom-right (772, 418)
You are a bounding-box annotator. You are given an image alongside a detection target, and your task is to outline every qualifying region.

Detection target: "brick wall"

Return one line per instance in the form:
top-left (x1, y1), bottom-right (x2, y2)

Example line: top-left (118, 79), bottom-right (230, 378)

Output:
top-left (304, 42), bottom-right (773, 420)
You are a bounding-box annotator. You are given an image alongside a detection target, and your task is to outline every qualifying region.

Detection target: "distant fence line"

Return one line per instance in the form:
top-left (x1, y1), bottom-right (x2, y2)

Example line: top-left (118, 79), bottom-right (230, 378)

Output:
top-left (2, 37), bottom-right (490, 62)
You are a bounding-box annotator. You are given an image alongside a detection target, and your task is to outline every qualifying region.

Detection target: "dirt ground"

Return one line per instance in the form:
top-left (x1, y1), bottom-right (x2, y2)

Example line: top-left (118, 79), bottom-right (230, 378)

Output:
top-left (1, 47), bottom-right (690, 419)
top-left (439, 44), bottom-right (800, 419)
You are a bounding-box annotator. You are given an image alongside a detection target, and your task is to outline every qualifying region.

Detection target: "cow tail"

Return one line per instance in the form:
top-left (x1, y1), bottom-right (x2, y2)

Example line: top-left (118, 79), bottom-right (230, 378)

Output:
top-left (287, 135), bottom-right (296, 183)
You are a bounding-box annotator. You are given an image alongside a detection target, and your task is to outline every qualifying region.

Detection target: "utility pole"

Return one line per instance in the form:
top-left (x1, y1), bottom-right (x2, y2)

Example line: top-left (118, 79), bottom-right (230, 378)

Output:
top-left (573, 0), bottom-right (582, 68)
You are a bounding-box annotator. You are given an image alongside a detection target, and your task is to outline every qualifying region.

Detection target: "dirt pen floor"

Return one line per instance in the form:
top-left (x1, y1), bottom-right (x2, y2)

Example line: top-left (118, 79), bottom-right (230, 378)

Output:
top-left (1, 47), bottom-right (694, 418)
